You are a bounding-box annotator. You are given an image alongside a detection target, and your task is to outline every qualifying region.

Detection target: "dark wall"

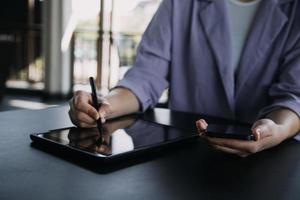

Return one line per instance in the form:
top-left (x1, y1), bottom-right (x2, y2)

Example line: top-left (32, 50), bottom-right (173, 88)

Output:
top-left (0, 0), bottom-right (28, 25)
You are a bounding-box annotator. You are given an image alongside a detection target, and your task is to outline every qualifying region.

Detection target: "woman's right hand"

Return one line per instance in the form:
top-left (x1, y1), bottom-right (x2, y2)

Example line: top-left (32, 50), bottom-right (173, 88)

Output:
top-left (68, 90), bottom-right (111, 128)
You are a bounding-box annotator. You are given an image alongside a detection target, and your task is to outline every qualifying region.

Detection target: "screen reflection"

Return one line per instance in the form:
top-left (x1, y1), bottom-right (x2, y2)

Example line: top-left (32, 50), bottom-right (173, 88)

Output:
top-left (41, 116), bottom-right (197, 157)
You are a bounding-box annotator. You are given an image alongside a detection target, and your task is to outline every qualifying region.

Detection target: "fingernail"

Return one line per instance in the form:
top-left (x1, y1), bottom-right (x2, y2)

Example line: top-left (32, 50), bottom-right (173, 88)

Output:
top-left (200, 119), bottom-right (208, 127)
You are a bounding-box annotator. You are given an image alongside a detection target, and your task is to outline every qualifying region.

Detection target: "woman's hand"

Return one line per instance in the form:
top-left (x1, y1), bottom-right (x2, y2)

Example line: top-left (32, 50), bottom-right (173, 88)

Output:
top-left (68, 90), bottom-right (111, 128)
top-left (196, 118), bottom-right (287, 157)
top-left (68, 88), bottom-right (140, 128)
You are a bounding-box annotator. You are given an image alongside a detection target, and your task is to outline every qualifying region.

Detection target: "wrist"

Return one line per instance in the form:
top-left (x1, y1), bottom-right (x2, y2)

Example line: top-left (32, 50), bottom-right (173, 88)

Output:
top-left (265, 108), bottom-right (300, 139)
top-left (105, 87), bottom-right (140, 118)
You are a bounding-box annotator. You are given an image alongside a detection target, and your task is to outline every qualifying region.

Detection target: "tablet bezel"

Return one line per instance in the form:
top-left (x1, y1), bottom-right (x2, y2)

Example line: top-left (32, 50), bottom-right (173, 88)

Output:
top-left (30, 119), bottom-right (199, 163)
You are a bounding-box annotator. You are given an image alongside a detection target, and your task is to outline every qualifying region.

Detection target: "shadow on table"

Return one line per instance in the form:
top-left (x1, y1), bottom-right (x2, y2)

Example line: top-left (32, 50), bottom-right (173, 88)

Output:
top-left (157, 138), bottom-right (300, 200)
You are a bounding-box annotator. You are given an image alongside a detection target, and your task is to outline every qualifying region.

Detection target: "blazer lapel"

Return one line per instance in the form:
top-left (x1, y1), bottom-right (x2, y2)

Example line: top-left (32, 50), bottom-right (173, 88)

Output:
top-left (197, 0), bottom-right (235, 112)
top-left (235, 0), bottom-right (289, 95)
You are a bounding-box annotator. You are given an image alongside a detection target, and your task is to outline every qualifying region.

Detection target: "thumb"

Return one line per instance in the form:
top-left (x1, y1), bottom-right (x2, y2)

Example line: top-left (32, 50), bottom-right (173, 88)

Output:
top-left (98, 98), bottom-right (112, 123)
top-left (252, 121), bottom-right (272, 141)
top-left (196, 119), bottom-right (208, 135)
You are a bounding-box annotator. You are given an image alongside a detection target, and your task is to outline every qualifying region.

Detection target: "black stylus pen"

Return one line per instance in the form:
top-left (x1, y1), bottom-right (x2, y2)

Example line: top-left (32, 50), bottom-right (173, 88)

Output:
top-left (89, 77), bottom-right (103, 139)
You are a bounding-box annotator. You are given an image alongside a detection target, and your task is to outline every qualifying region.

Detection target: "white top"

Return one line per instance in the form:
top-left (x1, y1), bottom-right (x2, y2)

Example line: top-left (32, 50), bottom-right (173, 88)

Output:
top-left (226, 0), bottom-right (261, 74)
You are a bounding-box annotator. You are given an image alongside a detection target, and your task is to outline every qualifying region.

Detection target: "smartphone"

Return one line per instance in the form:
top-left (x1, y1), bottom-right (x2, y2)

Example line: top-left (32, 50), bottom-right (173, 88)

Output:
top-left (206, 124), bottom-right (255, 141)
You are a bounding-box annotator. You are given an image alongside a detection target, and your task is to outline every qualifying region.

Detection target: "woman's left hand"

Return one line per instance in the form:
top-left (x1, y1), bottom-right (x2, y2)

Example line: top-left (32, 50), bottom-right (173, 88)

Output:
top-left (196, 119), bottom-right (286, 157)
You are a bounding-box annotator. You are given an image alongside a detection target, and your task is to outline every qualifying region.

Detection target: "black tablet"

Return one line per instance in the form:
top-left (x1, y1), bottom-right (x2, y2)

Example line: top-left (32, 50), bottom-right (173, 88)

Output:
top-left (30, 116), bottom-right (198, 163)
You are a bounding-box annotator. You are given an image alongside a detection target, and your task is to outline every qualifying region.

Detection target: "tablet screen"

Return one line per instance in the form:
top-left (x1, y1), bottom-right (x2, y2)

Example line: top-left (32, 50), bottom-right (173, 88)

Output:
top-left (37, 117), bottom-right (197, 157)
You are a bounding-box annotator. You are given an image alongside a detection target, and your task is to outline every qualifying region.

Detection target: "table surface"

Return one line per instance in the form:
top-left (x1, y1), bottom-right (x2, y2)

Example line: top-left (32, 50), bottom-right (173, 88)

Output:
top-left (1, 106), bottom-right (300, 200)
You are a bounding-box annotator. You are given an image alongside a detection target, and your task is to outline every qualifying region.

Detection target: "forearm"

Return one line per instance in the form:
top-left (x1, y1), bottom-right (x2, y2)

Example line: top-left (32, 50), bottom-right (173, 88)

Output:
top-left (265, 108), bottom-right (300, 139)
top-left (104, 88), bottom-right (140, 119)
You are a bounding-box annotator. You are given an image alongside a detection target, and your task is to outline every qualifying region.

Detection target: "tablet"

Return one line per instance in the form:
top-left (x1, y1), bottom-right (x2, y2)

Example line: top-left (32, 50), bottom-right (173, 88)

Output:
top-left (30, 116), bottom-right (198, 163)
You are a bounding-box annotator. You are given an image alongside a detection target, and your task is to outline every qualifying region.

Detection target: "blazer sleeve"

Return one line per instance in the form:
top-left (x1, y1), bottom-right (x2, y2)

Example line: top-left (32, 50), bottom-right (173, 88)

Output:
top-left (116, 0), bottom-right (172, 111)
top-left (259, 42), bottom-right (300, 119)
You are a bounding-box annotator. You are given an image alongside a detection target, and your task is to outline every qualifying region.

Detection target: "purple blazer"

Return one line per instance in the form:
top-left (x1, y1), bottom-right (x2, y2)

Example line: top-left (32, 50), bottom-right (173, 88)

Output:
top-left (117, 0), bottom-right (300, 123)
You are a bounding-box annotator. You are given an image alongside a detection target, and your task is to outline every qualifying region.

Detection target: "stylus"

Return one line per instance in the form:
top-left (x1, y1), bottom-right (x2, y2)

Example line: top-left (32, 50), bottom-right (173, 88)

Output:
top-left (89, 77), bottom-right (103, 139)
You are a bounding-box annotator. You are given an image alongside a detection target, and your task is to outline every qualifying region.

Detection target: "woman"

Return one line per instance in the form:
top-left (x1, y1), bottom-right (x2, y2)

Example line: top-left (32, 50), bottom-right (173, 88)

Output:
top-left (69, 0), bottom-right (300, 157)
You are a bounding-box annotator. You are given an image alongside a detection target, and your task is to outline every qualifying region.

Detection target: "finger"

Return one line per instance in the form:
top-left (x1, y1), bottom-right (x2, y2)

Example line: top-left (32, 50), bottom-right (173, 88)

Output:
top-left (203, 119), bottom-right (208, 127)
top-left (196, 119), bottom-right (208, 135)
top-left (77, 112), bottom-right (97, 126)
top-left (98, 103), bottom-right (112, 123)
top-left (252, 123), bottom-right (272, 141)
top-left (77, 122), bottom-right (97, 128)
top-left (212, 145), bottom-right (249, 157)
top-left (74, 93), bottom-right (99, 120)
top-left (99, 112), bottom-right (107, 123)
top-left (199, 119), bottom-right (208, 129)
top-left (205, 136), bottom-right (260, 154)
top-left (196, 121), bottom-right (204, 135)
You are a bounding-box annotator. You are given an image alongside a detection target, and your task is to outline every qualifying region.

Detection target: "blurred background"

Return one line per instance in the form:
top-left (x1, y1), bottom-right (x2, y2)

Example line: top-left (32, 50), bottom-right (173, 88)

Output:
top-left (0, 0), bottom-right (164, 111)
